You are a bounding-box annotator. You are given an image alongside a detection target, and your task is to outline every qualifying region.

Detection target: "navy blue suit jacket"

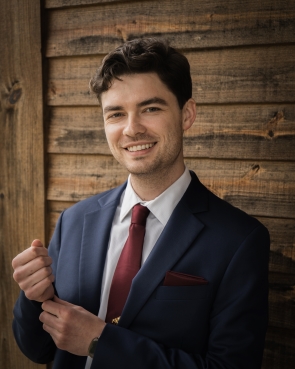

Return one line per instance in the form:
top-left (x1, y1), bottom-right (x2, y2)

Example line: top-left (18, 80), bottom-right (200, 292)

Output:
top-left (13, 172), bottom-right (270, 369)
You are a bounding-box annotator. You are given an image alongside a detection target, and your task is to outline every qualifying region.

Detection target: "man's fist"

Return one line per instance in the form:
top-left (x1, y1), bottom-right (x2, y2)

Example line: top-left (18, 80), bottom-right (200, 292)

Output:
top-left (12, 239), bottom-right (55, 302)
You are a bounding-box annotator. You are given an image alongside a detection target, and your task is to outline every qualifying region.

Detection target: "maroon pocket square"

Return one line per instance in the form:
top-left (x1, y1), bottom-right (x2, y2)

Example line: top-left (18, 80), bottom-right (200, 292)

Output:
top-left (164, 271), bottom-right (209, 286)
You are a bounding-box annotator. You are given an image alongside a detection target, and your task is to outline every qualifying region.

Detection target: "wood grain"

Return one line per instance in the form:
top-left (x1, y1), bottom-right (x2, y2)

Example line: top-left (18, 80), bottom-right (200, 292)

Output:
top-left (46, 154), bottom-right (295, 218)
top-left (257, 217), bottom-right (295, 275)
top-left (45, 0), bottom-right (129, 7)
top-left (47, 201), bottom-right (75, 240)
top-left (0, 0), bottom-right (45, 368)
top-left (47, 104), bottom-right (295, 160)
top-left (47, 106), bottom-right (111, 155)
top-left (45, 0), bottom-right (295, 56)
top-left (46, 46), bottom-right (295, 106)
top-left (186, 158), bottom-right (295, 219)
top-left (184, 104), bottom-right (295, 161)
top-left (47, 154), bottom-right (128, 201)
top-left (263, 326), bottom-right (295, 369)
top-left (269, 272), bottom-right (295, 330)
top-left (186, 46), bottom-right (295, 104)
top-left (47, 55), bottom-right (103, 106)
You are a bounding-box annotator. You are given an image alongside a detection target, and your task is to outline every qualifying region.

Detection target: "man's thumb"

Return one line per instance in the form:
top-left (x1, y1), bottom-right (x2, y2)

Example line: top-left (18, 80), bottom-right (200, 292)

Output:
top-left (31, 239), bottom-right (44, 247)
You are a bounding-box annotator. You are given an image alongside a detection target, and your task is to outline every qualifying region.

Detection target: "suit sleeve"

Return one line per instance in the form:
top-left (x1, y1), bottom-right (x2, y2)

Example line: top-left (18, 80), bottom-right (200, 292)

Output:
top-left (12, 213), bottom-right (65, 364)
top-left (91, 224), bottom-right (270, 369)
top-left (12, 292), bottom-right (56, 364)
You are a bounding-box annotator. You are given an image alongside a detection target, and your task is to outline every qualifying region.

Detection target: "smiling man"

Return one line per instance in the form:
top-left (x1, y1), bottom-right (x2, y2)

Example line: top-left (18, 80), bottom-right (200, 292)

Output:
top-left (101, 72), bottom-right (196, 200)
top-left (12, 38), bottom-right (270, 369)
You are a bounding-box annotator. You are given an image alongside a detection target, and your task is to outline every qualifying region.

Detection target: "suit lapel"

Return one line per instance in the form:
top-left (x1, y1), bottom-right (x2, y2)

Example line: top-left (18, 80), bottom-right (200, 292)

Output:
top-left (79, 183), bottom-right (126, 314)
top-left (119, 172), bottom-right (209, 327)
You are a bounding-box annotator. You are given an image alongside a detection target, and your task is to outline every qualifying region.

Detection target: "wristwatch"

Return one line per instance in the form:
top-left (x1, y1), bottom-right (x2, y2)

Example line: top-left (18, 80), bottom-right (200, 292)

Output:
top-left (88, 337), bottom-right (99, 358)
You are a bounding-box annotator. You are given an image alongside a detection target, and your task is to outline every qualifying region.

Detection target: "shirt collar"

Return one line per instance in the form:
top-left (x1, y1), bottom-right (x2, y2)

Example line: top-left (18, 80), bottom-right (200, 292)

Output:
top-left (120, 167), bottom-right (191, 225)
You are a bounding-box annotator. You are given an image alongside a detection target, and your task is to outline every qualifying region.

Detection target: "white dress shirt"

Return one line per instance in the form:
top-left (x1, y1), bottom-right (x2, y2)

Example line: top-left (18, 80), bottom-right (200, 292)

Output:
top-left (85, 167), bottom-right (191, 367)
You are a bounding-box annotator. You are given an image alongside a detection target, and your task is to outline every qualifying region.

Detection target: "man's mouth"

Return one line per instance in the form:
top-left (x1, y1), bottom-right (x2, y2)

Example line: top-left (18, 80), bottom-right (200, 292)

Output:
top-left (126, 143), bottom-right (155, 152)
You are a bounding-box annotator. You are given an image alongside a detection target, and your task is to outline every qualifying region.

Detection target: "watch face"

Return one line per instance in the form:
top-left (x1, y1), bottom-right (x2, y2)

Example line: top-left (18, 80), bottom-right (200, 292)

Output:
top-left (89, 337), bottom-right (99, 358)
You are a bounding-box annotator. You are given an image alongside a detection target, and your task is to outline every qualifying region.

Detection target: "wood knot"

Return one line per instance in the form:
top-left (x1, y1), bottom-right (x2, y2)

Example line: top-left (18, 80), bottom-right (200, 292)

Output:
top-left (241, 164), bottom-right (260, 182)
top-left (6, 82), bottom-right (22, 109)
top-left (9, 88), bottom-right (22, 104)
top-left (266, 110), bottom-right (285, 139)
top-left (268, 130), bottom-right (274, 137)
top-left (251, 164), bottom-right (260, 173)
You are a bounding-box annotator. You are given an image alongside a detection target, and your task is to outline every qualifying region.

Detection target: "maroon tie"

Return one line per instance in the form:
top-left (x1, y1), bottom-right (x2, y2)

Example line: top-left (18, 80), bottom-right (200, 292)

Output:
top-left (106, 204), bottom-right (150, 324)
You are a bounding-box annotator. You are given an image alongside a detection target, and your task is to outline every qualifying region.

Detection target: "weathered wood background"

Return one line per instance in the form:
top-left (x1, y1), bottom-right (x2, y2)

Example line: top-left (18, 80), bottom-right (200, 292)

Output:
top-left (0, 1), bottom-right (45, 368)
top-left (1, 0), bottom-right (294, 368)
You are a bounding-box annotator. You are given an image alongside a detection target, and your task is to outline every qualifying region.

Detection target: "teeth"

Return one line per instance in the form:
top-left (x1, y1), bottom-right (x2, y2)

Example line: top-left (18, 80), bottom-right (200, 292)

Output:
top-left (127, 143), bottom-right (154, 152)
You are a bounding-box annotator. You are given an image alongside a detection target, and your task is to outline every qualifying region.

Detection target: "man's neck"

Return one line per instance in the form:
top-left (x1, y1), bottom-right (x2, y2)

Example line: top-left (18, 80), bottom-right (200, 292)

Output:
top-left (129, 164), bottom-right (186, 201)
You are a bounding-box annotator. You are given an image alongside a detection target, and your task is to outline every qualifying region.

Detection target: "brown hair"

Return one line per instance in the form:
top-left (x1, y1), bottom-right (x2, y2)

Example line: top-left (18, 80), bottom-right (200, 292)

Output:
top-left (89, 38), bottom-right (192, 109)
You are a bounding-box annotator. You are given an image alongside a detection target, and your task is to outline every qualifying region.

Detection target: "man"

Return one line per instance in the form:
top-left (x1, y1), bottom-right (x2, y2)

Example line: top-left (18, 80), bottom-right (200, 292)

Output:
top-left (12, 38), bottom-right (270, 369)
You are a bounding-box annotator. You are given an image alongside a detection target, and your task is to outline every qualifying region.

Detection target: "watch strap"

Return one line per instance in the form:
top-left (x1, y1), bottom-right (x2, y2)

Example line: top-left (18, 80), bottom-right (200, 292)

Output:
top-left (88, 337), bottom-right (99, 358)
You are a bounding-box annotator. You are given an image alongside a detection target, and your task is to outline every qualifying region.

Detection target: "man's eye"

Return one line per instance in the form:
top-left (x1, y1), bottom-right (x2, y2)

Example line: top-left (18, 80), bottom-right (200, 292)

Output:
top-left (109, 112), bottom-right (123, 119)
top-left (145, 107), bottom-right (160, 113)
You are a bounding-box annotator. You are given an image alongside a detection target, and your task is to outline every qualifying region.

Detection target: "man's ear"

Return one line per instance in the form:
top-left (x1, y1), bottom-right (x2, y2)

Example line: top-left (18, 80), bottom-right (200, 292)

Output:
top-left (182, 98), bottom-right (197, 132)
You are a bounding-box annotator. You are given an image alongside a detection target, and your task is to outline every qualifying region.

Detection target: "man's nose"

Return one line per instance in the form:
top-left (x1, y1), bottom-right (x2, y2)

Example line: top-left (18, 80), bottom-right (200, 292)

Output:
top-left (123, 114), bottom-right (146, 137)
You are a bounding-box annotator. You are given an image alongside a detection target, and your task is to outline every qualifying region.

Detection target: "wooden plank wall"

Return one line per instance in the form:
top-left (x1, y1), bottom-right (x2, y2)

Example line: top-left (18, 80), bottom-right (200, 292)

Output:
top-left (43, 0), bottom-right (295, 368)
top-left (0, 1), bottom-right (46, 368)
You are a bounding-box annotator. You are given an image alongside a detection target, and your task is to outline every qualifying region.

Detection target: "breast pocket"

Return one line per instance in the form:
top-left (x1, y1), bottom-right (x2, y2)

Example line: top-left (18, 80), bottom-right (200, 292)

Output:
top-left (155, 285), bottom-right (210, 300)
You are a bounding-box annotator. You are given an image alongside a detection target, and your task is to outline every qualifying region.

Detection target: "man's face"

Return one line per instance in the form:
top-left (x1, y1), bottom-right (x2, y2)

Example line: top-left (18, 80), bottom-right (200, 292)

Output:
top-left (101, 73), bottom-right (193, 178)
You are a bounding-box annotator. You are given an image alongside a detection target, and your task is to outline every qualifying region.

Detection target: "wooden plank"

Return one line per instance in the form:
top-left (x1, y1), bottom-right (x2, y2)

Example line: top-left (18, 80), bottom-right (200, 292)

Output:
top-left (46, 45), bottom-right (295, 106)
top-left (47, 154), bottom-right (128, 201)
top-left (45, 0), bottom-right (129, 8)
top-left (185, 104), bottom-right (295, 161)
top-left (269, 272), bottom-right (295, 330)
top-left (47, 55), bottom-right (103, 106)
top-left (263, 326), bottom-right (295, 369)
top-left (47, 201), bottom-right (75, 242)
top-left (186, 158), bottom-right (295, 219)
top-left (0, 1), bottom-right (45, 368)
top-left (45, 0), bottom-right (295, 56)
top-left (47, 104), bottom-right (295, 161)
top-left (47, 106), bottom-right (110, 154)
top-left (187, 46), bottom-right (295, 104)
top-left (257, 217), bottom-right (295, 275)
top-left (47, 154), bottom-right (295, 218)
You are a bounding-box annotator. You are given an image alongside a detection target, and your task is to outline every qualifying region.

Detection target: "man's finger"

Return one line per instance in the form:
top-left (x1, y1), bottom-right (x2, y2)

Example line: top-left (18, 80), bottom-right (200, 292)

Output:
top-left (40, 310), bottom-right (60, 333)
top-left (53, 295), bottom-right (74, 307)
top-left (42, 299), bottom-right (60, 315)
top-left (19, 265), bottom-right (54, 290)
top-left (42, 297), bottom-right (79, 320)
top-left (31, 239), bottom-right (44, 247)
top-left (14, 255), bottom-right (53, 281)
top-left (12, 248), bottom-right (49, 271)
top-left (25, 275), bottom-right (55, 301)
top-left (42, 297), bottom-right (72, 315)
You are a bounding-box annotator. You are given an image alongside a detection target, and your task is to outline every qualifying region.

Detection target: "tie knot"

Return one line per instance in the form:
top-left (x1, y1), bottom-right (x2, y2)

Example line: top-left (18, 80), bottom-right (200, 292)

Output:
top-left (131, 204), bottom-right (150, 226)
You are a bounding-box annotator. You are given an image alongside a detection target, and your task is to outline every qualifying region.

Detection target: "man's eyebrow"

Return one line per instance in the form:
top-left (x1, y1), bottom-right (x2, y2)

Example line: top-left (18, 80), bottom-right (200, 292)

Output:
top-left (137, 97), bottom-right (168, 108)
top-left (103, 105), bottom-right (124, 114)
top-left (103, 97), bottom-right (168, 114)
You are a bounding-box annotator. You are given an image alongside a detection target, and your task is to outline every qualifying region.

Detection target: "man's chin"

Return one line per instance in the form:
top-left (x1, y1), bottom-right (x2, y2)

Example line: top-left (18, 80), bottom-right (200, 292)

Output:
top-left (125, 163), bottom-right (157, 177)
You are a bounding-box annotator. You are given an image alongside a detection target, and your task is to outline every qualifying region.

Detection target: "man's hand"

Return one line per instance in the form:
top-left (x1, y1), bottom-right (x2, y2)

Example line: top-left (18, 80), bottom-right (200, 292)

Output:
top-left (40, 296), bottom-right (106, 356)
top-left (12, 239), bottom-right (55, 302)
